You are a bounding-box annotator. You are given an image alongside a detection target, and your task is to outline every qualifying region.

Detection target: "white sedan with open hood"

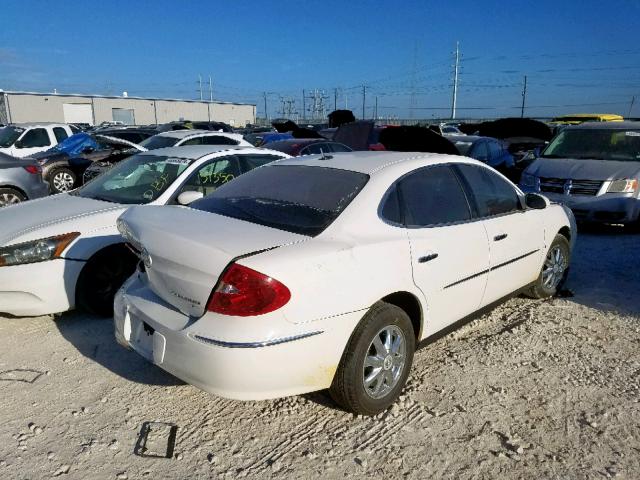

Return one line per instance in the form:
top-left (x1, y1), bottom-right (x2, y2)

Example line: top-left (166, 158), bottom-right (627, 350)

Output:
top-left (114, 151), bottom-right (576, 414)
top-left (0, 146), bottom-right (288, 317)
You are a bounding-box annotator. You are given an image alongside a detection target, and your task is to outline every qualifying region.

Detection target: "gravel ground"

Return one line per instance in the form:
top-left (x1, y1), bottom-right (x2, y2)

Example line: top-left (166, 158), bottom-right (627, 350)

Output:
top-left (0, 228), bottom-right (639, 480)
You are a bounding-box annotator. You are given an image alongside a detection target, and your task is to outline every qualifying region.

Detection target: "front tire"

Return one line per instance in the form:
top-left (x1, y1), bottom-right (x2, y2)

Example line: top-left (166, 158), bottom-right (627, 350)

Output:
top-left (330, 302), bottom-right (415, 416)
top-left (49, 168), bottom-right (76, 193)
top-left (75, 246), bottom-right (137, 316)
top-left (0, 187), bottom-right (26, 207)
top-left (527, 234), bottom-right (570, 299)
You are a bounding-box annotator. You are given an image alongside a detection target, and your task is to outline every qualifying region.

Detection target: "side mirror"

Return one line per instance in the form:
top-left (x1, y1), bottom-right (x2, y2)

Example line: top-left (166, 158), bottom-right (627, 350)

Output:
top-left (177, 190), bottom-right (204, 205)
top-left (14, 139), bottom-right (24, 149)
top-left (525, 193), bottom-right (548, 210)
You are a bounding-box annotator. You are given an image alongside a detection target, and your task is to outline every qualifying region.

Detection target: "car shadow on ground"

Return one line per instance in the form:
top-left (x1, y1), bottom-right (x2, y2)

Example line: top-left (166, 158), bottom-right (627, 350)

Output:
top-left (54, 310), bottom-right (182, 386)
top-left (565, 224), bottom-right (640, 316)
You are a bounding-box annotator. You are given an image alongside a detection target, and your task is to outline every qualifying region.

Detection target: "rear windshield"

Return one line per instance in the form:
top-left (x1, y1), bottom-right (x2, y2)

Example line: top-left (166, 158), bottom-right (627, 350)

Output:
top-left (139, 135), bottom-right (179, 150)
top-left (191, 165), bottom-right (369, 236)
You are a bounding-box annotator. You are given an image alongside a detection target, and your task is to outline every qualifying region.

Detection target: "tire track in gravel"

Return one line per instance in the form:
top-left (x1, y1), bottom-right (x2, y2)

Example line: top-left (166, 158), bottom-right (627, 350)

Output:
top-left (355, 404), bottom-right (428, 451)
top-left (239, 415), bottom-right (330, 476)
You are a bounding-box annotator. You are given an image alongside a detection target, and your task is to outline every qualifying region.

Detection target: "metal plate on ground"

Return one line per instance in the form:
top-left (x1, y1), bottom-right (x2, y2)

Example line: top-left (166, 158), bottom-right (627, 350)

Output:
top-left (134, 421), bottom-right (177, 458)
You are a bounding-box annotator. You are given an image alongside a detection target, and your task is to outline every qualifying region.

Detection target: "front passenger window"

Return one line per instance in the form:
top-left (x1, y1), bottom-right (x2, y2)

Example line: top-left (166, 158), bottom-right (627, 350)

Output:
top-left (398, 166), bottom-right (471, 226)
top-left (19, 128), bottom-right (50, 148)
top-left (176, 157), bottom-right (241, 198)
top-left (455, 164), bottom-right (520, 217)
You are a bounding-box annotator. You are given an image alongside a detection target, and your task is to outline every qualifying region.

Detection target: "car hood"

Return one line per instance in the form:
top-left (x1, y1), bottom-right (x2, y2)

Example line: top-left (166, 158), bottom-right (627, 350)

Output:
top-left (0, 193), bottom-right (125, 247)
top-left (527, 158), bottom-right (640, 181)
top-left (95, 134), bottom-right (147, 152)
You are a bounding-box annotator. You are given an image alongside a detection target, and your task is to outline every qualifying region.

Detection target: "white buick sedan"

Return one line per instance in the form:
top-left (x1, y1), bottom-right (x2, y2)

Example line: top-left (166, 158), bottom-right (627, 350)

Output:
top-left (114, 151), bottom-right (575, 415)
top-left (0, 146), bottom-right (288, 317)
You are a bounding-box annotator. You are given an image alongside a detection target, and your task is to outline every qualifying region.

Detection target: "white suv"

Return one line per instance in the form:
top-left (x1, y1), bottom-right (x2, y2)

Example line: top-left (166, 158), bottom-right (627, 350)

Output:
top-left (0, 123), bottom-right (75, 158)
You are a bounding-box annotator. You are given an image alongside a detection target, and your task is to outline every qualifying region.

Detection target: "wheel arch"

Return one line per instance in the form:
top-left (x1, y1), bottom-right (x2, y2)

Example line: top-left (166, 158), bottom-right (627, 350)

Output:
top-left (0, 184), bottom-right (28, 199)
top-left (73, 242), bottom-right (133, 314)
top-left (73, 242), bottom-right (137, 303)
top-left (380, 291), bottom-right (423, 341)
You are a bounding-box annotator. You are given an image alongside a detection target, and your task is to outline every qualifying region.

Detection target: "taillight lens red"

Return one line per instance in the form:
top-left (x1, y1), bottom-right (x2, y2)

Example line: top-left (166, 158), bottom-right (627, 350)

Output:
top-left (207, 263), bottom-right (291, 316)
top-left (23, 165), bottom-right (41, 174)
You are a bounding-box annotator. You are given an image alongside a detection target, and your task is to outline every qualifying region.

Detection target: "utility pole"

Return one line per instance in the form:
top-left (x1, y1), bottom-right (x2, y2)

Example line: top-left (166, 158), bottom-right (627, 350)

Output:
top-left (520, 75), bottom-right (528, 118)
top-left (450, 41), bottom-right (460, 120)
top-left (629, 95), bottom-right (636, 117)
top-left (345, 94), bottom-right (348, 110)
top-left (263, 92), bottom-right (268, 122)
top-left (334, 88), bottom-right (338, 111)
top-left (374, 96), bottom-right (378, 121)
top-left (302, 89), bottom-right (306, 121)
top-left (198, 75), bottom-right (203, 101)
top-left (208, 76), bottom-right (213, 102)
top-left (362, 85), bottom-right (366, 119)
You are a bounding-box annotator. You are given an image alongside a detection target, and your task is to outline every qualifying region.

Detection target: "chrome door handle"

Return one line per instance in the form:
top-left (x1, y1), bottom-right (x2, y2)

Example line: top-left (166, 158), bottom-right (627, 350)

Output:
top-left (418, 253), bottom-right (439, 263)
top-left (494, 233), bottom-right (508, 241)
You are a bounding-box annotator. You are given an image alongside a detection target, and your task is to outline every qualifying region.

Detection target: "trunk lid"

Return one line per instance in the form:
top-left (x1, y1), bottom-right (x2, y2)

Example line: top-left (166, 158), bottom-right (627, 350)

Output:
top-left (119, 205), bottom-right (308, 318)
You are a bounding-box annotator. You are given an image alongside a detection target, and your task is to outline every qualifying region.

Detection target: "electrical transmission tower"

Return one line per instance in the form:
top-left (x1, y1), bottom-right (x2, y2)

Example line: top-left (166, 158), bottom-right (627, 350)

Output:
top-left (278, 96), bottom-right (298, 120)
top-left (304, 89), bottom-right (329, 121)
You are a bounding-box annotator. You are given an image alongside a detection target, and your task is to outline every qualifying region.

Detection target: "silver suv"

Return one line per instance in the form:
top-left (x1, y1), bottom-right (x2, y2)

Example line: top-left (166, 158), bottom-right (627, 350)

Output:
top-left (519, 121), bottom-right (640, 227)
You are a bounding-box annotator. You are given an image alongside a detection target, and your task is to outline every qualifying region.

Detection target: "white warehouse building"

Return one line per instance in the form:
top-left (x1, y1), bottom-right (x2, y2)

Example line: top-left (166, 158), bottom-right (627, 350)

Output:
top-left (0, 90), bottom-right (256, 127)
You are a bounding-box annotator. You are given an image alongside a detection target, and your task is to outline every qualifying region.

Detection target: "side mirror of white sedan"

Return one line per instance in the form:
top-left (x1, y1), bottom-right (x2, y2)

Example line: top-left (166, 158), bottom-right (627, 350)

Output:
top-left (525, 193), bottom-right (548, 210)
top-left (177, 190), bottom-right (204, 205)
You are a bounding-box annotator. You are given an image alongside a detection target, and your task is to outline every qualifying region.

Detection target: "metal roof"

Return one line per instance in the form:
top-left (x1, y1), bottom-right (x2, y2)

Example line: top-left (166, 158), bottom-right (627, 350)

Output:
top-left (0, 90), bottom-right (255, 107)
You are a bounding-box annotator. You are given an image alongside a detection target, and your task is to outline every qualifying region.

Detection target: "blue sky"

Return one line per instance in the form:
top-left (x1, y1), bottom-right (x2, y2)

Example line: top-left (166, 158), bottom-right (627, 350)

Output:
top-left (1, 0), bottom-right (639, 119)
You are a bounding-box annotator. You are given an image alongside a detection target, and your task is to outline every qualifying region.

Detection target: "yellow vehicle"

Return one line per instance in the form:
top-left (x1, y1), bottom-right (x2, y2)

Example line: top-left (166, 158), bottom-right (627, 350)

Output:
top-left (549, 113), bottom-right (624, 126)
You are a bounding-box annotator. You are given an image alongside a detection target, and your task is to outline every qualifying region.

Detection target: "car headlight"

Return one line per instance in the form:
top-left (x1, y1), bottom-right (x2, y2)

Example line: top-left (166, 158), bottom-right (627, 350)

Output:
top-left (607, 179), bottom-right (638, 193)
top-left (116, 218), bottom-right (141, 250)
top-left (520, 173), bottom-right (538, 188)
top-left (0, 232), bottom-right (80, 267)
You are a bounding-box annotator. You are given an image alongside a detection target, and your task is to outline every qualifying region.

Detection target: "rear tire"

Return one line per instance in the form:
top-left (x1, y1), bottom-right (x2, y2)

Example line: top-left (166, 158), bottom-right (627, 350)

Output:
top-left (0, 187), bottom-right (26, 207)
top-left (526, 234), bottom-right (570, 299)
top-left (49, 168), bottom-right (76, 193)
top-left (75, 246), bottom-right (138, 317)
top-left (329, 302), bottom-right (415, 416)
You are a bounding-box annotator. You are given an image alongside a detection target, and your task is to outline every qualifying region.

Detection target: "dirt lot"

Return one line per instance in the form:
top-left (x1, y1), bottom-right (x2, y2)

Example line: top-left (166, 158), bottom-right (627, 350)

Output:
top-left (1, 228), bottom-right (639, 480)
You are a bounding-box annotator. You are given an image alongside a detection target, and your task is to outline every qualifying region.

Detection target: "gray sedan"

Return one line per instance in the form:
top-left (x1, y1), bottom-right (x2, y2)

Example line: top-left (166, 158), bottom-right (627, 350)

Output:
top-left (519, 121), bottom-right (640, 227)
top-left (0, 152), bottom-right (49, 207)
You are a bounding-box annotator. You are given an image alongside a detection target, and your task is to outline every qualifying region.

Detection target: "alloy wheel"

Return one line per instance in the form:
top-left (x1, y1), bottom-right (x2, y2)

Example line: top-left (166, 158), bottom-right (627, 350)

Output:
top-left (542, 245), bottom-right (567, 289)
top-left (53, 172), bottom-right (75, 192)
top-left (363, 325), bottom-right (406, 399)
top-left (0, 192), bottom-right (22, 207)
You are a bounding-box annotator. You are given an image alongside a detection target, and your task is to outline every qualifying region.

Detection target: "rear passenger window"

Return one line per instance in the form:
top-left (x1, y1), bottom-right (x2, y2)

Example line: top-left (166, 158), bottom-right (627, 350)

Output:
top-left (380, 184), bottom-right (402, 224)
top-left (300, 143), bottom-right (327, 155)
top-left (398, 166), bottom-right (471, 226)
top-left (201, 136), bottom-right (238, 146)
top-left (329, 143), bottom-right (352, 153)
top-left (455, 164), bottom-right (520, 217)
top-left (18, 128), bottom-right (50, 148)
top-left (180, 137), bottom-right (203, 146)
top-left (53, 127), bottom-right (68, 143)
top-left (239, 154), bottom-right (284, 171)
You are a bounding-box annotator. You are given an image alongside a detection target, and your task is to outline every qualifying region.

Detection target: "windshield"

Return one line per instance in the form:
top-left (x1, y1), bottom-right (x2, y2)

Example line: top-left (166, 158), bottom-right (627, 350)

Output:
top-left (75, 153), bottom-right (193, 204)
top-left (0, 126), bottom-right (24, 148)
top-left (191, 165), bottom-right (369, 236)
top-left (139, 135), bottom-right (179, 150)
top-left (542, 129), bottom-right (640, 161)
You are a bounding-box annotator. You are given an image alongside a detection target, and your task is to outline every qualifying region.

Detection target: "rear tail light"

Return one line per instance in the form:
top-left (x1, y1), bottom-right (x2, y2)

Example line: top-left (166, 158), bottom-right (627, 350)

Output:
top-left (23, 165), bottom-right (41, 174)
top-left (207, 263), bottom-right (290, 316)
